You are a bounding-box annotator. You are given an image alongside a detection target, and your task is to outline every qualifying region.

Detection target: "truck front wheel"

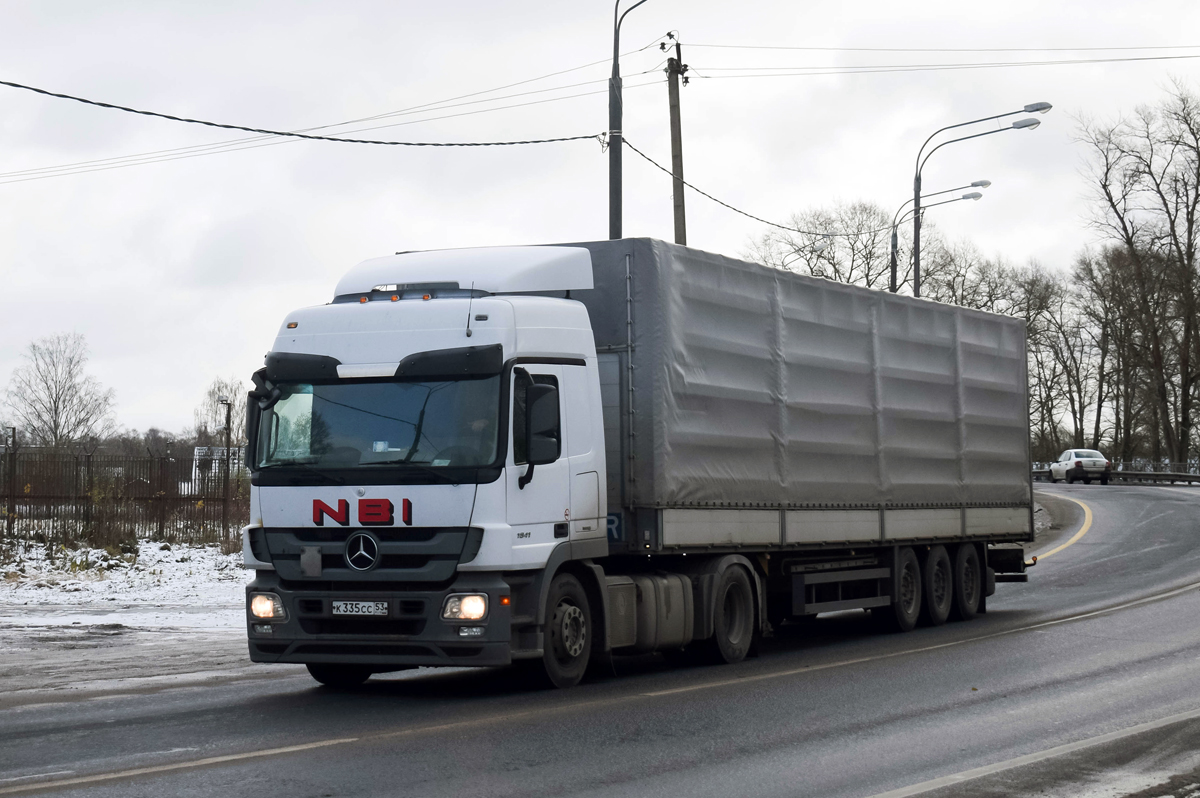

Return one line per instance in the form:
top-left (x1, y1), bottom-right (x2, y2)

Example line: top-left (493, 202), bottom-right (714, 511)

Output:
top-left (542, 573), bottom-right (592, 688)
top-left (306, 663), bottom-right (372, 688)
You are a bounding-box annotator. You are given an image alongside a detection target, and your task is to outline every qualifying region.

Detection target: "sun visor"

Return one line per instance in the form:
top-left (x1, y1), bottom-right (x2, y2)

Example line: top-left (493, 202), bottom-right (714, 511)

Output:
top-left (264, 352), bottom-right (342, 382)
top-left (395, 344), bottom-right (503, 379)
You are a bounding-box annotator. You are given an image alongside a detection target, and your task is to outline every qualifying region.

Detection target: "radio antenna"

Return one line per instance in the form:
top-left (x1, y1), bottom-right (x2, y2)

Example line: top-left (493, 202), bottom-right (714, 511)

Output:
top-left (465, 281), bottom-right (475, 338)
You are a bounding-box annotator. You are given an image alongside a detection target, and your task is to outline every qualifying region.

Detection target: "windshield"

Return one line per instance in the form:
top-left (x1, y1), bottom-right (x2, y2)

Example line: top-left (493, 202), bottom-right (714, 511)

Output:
top-left (256, 376), bottom-right (501, 469)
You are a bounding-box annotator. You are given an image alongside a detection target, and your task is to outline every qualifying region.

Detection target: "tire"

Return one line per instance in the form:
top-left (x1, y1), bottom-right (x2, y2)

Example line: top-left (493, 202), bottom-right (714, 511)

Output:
top-left (1048, 473), bottom-right (1057, 484)
top-left (950, 544), bottom-right (981, 621)
top-left (1100, 475), bottom-right (1109, 486)
top-left (1066, 472), bottom-right (1075, 484)
top-left (920, 545), bottom-right (953, 626)
top-left (704, 566), bottom-right (755, 664)
top-left (541, 573), bottom-right (592, 688)
top-left (877, 547), bottom-right (922, 632)
top-left (306, 663), bottom-right (372, 688)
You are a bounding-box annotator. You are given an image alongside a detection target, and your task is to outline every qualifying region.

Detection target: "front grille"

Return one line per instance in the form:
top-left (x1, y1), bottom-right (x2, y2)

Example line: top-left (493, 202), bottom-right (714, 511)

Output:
top-left (299, 618), bottom-right (425, 636)
top-left (294, 528), bottom-right (439, 543)
top-left (298, 599), bottom-right (324, 614)
top-left (293, 643), bottom-right (434, 657)
top-left (320, 554), bottom-right (431, 571)
top-left (398, 600), bottom-right (425, 615)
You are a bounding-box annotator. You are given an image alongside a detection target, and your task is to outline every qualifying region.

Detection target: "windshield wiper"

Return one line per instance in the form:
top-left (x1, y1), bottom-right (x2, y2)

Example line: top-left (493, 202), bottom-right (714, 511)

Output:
top-left (364, 459), bottom-right (470, 483)
top-left (259, 461), bottom-right (346, 485)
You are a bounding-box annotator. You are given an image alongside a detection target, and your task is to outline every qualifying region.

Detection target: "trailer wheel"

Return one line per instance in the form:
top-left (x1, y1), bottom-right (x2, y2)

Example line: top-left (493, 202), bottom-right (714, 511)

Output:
top-left (706, 566), bottom-right (755, 664)
top-left (306, 663), bottom-right (371, 688)
top-left (950, 544), bottom-right (981, 621)
top-left (876, 547), bottom-right (922, 632)
top-left (542, 573), bottom-right (592, 688)
top-left (920, 545), bottom-right (952, 626)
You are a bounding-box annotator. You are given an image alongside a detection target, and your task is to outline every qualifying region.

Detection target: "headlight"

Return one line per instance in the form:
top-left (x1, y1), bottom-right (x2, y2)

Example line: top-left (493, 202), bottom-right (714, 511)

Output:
top-left (442, 593), bottom-right (488, 621)
top-left (250, 593), bottom-right (287, 621)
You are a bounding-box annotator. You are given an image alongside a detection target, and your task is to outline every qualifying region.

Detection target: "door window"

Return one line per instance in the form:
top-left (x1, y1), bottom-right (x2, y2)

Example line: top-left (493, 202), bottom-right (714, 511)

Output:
top-left (512, 369), bottom-right (560, 465)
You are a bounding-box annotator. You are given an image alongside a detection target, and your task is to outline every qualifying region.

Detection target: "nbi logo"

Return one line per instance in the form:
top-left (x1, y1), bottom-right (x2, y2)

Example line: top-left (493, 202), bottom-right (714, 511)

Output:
top-left (312, 498), bottom-right (412, 526)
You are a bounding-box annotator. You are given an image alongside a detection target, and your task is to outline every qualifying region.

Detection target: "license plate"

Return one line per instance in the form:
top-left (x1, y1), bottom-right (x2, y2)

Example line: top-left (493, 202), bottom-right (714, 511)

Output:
top-left (332, 601), bottom-right (389, 616)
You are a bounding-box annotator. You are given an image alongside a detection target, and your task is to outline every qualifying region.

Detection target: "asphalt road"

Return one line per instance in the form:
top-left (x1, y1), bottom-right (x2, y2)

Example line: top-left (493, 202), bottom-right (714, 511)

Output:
top-left (3, 484), bottom-right (1200, 798)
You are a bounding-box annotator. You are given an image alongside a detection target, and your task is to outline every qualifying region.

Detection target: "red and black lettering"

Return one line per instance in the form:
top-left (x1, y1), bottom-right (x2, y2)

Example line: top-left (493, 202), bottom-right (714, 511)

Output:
top-left (313, 499), bottom-right (349, 526)
top-left (358, 498), bottom-right (395, 526)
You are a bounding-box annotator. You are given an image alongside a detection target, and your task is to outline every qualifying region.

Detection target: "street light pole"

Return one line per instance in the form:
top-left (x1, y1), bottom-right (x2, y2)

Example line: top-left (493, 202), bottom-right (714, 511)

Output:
top-left (912, 102), bottom-right (1051, 297)
top-left (890, 180), bottom-right (990, 292)
top-left (891, 192), bottom-right (984, 293)
top-left (609, 0), bottom-right (650, 240)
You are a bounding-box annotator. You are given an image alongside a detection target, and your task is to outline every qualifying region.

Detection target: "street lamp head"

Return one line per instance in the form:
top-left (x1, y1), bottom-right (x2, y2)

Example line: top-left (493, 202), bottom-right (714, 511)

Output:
top-left (217, 396), bottom-right (230, 405)
top-left (1012, 118), bottom-right (1041, 130)
top-left (813, 237), bottom-right (832, 254)
top-left (971, 180), bottom-right (992, 188)
top-left (962, 192), bottom-right (984, 200)
top-left (1023, 102), bottom-right (1053, 114)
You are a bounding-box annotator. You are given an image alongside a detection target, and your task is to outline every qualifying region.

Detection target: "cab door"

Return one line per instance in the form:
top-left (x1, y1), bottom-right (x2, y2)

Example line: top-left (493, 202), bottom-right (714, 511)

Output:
top-left (506, 366), bottom-right (570, 566)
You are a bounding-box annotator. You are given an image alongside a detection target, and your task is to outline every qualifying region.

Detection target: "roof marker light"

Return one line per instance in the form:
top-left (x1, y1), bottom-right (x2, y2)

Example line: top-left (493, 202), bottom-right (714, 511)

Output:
top-left (359, 296), bottom-right (368, 304)
top-left (391, 295), bottom-right (399, 302)
top-left (286, 322), bottom-right (298, 329)
top-left (423, 294), bottom-right (432, 301)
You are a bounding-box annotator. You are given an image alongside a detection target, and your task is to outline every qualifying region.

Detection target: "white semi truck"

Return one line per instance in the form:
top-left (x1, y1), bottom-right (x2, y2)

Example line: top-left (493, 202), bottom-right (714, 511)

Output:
top-left (243, 239), bottom-right (1034, 688)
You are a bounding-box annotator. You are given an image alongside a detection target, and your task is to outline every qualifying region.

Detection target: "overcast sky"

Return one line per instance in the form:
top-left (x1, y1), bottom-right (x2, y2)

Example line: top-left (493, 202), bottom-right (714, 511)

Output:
top-left (1, 0), bottom-right (1198, 435)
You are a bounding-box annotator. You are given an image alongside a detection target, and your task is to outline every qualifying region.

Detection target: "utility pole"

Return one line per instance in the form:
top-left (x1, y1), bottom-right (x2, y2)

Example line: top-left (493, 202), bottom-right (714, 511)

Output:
top-left (665, 39), bottom-right (688, 245)
top-left (5, 427), bottom-right (15, 540)
top-left (219, 397), bottom-right (232, 538)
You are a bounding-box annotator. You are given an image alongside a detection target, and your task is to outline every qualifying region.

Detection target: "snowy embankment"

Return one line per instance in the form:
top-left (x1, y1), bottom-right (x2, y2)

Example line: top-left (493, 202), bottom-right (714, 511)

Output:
top-left (1, 541), bottom-right (247, 629)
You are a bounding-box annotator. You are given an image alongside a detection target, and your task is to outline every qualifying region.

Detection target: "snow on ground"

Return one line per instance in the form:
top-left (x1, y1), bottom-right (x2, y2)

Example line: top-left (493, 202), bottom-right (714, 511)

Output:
top-left (1, 541), bottom-right (247, 629)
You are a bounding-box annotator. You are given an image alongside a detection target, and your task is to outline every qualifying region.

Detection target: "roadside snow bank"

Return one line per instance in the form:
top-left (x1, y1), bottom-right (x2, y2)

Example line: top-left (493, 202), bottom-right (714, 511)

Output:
top-left (1, 540), bottom-right (246, 612)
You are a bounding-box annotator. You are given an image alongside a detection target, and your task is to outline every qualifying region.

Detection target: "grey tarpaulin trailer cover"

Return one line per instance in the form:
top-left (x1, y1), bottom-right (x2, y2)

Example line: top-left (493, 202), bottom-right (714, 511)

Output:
top-left (562, 238), bottom-right (1033, 552)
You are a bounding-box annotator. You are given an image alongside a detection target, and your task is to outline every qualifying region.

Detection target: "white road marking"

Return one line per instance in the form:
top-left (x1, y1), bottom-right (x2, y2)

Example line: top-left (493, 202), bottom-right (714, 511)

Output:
top-left (0, 772), bottom-right (74, 785)
top-left (863, 704), bottom-right (1200, 797)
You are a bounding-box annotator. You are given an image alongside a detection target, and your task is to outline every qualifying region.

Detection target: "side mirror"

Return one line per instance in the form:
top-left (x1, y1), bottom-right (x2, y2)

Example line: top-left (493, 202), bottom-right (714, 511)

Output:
top-left (518, 383), bottom-right (559, 489)
top-left (525, 383), bottom-right (560, 465)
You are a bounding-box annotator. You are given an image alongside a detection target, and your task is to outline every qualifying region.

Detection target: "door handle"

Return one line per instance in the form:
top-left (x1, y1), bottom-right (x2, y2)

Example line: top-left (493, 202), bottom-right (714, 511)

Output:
top-left (553, 523), bottom-right (569, 539)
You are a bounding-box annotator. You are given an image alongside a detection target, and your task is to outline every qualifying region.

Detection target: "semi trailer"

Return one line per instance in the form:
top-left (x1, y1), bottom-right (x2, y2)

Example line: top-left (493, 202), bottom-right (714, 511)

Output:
top-left (242, 238), bottom-right (1034, 688)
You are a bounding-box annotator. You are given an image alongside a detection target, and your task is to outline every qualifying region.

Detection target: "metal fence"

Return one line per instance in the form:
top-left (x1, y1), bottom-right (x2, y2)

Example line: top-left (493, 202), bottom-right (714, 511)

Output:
top-left (1, 449), bottom-right (249, 549)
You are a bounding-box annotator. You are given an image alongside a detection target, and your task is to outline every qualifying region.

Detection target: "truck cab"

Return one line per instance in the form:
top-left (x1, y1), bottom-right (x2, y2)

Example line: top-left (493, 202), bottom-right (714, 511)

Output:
top-left (243, 246), bottom-right (607, 685)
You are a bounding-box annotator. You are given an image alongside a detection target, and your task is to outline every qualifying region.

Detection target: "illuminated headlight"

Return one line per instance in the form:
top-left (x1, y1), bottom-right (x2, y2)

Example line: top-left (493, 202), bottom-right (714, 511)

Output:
top-left (250, 593), bottom-right (287, 621)
top-left (442, 593), bottom-right (488, 621)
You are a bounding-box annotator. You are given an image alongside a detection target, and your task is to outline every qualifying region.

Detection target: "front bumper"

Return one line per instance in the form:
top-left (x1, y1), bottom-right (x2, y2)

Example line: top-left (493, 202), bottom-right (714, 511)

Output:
top-left (246, 571), bottom-right (513, 669)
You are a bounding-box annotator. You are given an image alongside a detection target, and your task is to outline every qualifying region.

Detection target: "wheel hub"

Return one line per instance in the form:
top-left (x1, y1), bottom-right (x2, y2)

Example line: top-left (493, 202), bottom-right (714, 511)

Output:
top-left (557, 604), bottom-right (586, 659)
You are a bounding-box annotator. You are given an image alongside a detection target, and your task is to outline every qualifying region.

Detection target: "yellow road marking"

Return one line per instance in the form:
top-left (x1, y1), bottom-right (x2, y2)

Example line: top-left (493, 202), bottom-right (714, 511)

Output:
top-left (1033, 495), bottom-right (1093, 560)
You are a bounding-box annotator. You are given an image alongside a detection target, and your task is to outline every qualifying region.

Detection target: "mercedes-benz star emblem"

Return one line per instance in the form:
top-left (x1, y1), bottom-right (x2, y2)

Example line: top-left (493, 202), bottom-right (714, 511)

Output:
top-left (344, 532), bottom-right (380, 571)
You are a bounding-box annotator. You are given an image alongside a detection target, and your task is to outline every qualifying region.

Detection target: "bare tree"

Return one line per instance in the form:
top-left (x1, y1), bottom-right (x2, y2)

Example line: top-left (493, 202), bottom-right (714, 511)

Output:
top-left (747, 201), bottom-right (946, 292)
top-left (1079, 80), bottom-right (1200, 463)
top-left (194, 376), bottom-right (248, 447)
top-left (4, 333), bottom-right (115, 449)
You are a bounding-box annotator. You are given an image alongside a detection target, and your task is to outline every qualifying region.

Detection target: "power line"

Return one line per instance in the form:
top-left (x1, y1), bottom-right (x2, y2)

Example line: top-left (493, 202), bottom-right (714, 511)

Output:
top-left (0, 70), bottom-right (664, 181)
top-left (689, 53), bottom-right (1200, 79)
top-left (0, 79), bottom-right (603, 148)
top-left (0, 79), bottom-right (666, 185)
top-left (0, 35), bottom-right (671, 183)
top-left (622, 137), bottom-right (893, 237)
top-left (687, 42), bottom-right (1200, 53)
